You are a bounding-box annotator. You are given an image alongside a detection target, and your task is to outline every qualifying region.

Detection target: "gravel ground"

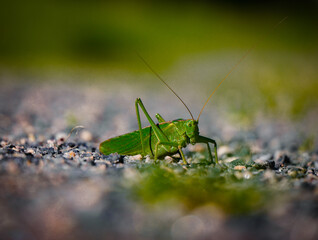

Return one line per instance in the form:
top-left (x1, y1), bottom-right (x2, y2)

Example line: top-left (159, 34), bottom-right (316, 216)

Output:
top-left (1, 81), bottom-right (318, 240)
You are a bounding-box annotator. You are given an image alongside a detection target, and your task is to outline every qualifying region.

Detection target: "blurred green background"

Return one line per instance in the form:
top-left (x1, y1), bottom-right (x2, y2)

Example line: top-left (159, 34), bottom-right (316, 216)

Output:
top-left (1, 0), bottom-right (318, 121)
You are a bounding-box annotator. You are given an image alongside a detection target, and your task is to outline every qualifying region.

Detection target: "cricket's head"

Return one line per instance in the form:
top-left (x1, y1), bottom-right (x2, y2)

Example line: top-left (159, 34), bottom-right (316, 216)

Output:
top-left (185, 119), bottom-right (199, 144)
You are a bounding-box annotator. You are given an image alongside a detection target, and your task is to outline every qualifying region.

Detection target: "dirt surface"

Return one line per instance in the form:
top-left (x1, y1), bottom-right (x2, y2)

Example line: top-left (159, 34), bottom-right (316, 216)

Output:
top-left (1, 81), bottom-right (318, 240)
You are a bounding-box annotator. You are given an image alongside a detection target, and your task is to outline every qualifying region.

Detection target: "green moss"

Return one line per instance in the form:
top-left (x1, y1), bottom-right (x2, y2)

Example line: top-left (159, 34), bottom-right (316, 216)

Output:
top-left (130, 151), bottom-right (273, 215)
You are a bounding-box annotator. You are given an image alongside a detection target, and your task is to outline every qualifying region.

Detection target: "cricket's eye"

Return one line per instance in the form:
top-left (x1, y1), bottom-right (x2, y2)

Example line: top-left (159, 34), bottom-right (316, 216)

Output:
top-left (188, 122), bottom-right (192, 127)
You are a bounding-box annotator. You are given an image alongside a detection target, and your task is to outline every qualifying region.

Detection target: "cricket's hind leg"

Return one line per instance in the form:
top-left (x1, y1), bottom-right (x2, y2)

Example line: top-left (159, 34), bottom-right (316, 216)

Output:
top-left (135, 98), bottom-right (171, 158)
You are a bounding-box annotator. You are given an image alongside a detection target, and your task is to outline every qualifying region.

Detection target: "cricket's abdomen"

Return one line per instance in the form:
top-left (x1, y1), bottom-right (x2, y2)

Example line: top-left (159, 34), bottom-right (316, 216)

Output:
top-left (99, 129), bottom-right (145, 156)
top-left (99, 122), bottom-right (180, 157)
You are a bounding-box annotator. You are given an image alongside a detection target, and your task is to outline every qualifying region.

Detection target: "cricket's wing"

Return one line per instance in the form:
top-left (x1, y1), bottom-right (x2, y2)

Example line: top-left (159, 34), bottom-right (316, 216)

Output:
top-left (99, 127), bottom-right (151, 156)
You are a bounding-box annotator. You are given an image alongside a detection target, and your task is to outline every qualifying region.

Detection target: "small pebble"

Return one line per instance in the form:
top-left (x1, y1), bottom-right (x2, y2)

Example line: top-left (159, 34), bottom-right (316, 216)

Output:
top-left (25, 148), bottom-right (35, 155)
top-left (145, 156), bottom-right (153, 163)
top-left (223, 157), bottom-right (239, 163)
top-left (164, 156), bottom-right (174, 163)
top-left (47, 140), bottom-right (55, 148)
top-left (63, 151), bottom-right (76, 159)
top-left (130, 154), bottom-right (143, 161)
top-left (56, 132), bottom-right (67, 145)
top-left (80, 130), bottom-right (93, 142)
top-left (218, 145), bottom-right (233, 156)
top-left (254, 153), bottom-right (273, 164)
top-left (234, 165), bottom-right (246, 170)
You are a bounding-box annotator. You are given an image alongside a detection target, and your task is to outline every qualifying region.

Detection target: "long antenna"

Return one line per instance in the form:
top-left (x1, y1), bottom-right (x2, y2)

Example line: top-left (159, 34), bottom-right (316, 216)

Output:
top-left (137, 53), bottom-right (195, 120)
top-left (197, 16), bottom-right (288, 121)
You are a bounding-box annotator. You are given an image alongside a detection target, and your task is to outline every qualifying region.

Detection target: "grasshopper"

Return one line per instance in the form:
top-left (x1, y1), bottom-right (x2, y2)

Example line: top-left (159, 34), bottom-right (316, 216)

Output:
top-left (99, 17), bottom-right (287, 164)
top-left (99, 54), bottom-right (228, 164)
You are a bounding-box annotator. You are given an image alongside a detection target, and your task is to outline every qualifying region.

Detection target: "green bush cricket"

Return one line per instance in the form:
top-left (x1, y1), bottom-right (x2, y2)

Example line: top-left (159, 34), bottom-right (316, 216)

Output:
top-left (99, 17), bottom-right (287, 164)
top-left (99, 54), bottom-right (238, 164)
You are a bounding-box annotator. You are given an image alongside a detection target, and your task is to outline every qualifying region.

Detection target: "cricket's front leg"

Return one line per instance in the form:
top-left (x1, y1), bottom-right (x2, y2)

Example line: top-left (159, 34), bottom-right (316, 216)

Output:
top-left (197, 136), bottom-right (218, 164)
top-left (178, 146), bottom-right (187, 165)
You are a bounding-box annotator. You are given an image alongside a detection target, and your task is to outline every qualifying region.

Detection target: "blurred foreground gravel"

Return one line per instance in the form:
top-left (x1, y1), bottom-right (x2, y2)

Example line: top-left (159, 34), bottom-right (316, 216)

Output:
top-left (1, 81), bottom-right (318, 240)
